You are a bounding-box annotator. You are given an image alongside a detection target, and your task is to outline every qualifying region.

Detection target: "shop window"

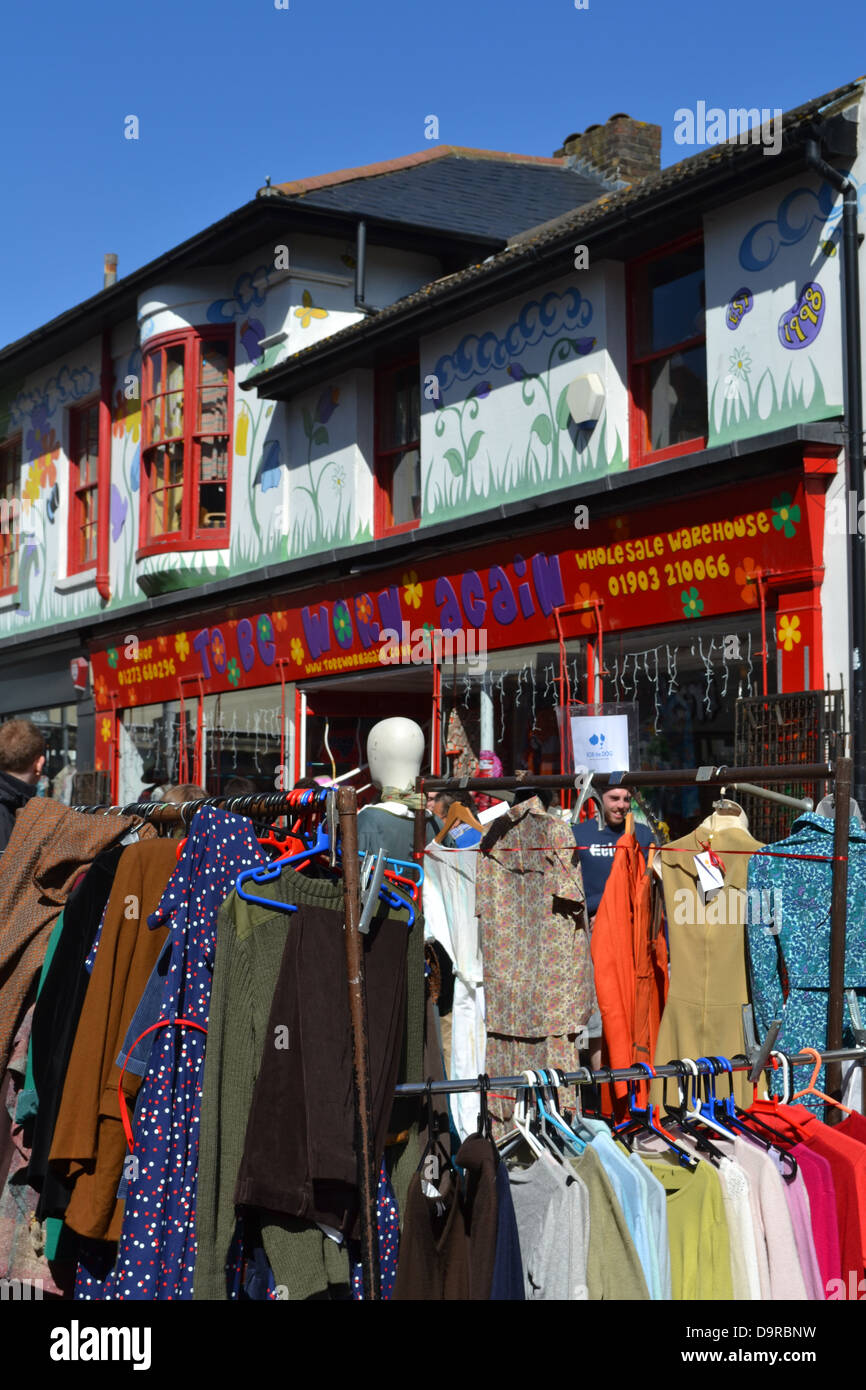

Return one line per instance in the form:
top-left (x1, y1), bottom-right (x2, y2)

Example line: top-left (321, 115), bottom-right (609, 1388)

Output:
top-left (627, 234), bottom-right (707, 466)
top-left (374, 359), bottom-right (420, 535)
top-left (0, 434), bottom-right (21, 595)
top-left (139, 328), bottom-right (232, 555)
top-left (68, 400), bottom-right (100, 573)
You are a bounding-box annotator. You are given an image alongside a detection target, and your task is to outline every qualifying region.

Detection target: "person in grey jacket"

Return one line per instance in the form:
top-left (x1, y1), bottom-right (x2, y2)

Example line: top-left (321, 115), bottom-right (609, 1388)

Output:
top-left (0, 718), bottom-right (46, 851)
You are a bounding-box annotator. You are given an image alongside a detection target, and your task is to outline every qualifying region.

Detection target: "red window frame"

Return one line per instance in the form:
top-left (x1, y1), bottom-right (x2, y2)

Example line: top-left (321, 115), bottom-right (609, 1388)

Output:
top-left (0, 435), bottom-right (21, 596)
top-left (138, 325), bottom-right (233, 557)
top-left (68, 398), bottom-right (101, 574)
top-left (627, 230), bottom-right (707, 468)
top-left (374, 356), bottom-right (421, 537)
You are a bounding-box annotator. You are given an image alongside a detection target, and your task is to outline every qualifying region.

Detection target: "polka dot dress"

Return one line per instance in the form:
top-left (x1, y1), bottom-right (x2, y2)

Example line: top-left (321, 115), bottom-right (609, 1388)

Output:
top-left (102, 808), bottom-right (264, 1300)
top-left (350, 1162), bottom-right (400, 1300)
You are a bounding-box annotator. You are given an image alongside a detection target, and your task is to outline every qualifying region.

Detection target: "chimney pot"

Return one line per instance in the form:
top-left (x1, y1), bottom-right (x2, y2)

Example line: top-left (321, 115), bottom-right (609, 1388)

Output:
top-left (104, 253), bottom-right (118, 289)
top-left (554, 114), bottom-right (660, 184)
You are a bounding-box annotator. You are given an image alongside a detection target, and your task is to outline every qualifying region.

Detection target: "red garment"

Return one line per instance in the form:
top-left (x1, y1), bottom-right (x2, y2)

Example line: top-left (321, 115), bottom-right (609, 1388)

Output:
top-left (748, 1099), bottom-right (866, 1278)
top-left (591, 835), bottom-right (667, 1110)
top-left (791, 1144), bottom-right (842, 1293)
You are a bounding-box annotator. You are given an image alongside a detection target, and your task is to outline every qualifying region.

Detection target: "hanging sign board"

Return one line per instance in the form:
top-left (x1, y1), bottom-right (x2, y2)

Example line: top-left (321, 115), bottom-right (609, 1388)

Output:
top-left (90, 470), bottom-right (815, 711)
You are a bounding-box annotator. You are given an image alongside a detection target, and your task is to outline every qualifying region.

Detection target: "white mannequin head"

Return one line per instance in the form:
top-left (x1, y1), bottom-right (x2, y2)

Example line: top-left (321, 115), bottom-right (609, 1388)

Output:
top-left (367, 717), bottom-right (425, 793)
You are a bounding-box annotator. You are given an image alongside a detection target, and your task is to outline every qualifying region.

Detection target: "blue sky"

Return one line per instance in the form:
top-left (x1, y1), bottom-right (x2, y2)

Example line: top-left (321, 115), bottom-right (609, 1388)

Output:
top-left (1, 0), bottom-right (860, 348)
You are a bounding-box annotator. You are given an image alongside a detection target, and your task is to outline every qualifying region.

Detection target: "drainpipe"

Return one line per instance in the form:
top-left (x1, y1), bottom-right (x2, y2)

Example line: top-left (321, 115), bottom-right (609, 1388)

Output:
top-left (354, 221), bottom-right (378, 317)
top-left (804, 137), bottom-right (866, 804)
top-left (95, 329), bottom-right (112, 602)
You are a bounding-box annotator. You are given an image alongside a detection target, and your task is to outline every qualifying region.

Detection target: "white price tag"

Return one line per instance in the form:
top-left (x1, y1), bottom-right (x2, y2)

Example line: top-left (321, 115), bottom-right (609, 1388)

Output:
top-left (695, 850), bottom-right (725, 904)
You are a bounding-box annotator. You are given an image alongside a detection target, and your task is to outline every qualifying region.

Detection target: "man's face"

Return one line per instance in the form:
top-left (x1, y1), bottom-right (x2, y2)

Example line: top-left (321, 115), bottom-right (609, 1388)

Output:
top-left (602, 788), bottom-right (631, 828)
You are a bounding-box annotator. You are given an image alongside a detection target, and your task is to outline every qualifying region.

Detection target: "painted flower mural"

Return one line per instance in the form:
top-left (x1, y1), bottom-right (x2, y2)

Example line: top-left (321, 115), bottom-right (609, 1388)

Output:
top-left (273, 611), bottom-right (288, 632)
top-left (100, 718), bottom-right (112, 742)
top-left (573, 583), bottom-right (601, 630)
top-left (772, 493), bottom-right (801, 538)
top-left (777, 614), bottom-right (802, 652)
top-left (402, 570), bottom-right (423, 608)
top-left (107, 648), bottom-right (119, 668)
top-left (175, 632), bottom-right (190, 661)
top-left (295, 289), bottom-right (328, 330)
top-left (227, 658), bottom-right (242, 687)
top-left (735, 557), bottom-right (759, 605)
top-left (333, 601), bottom-right (353, 648)
top-left (355, 594), bottom-right (373, 625)
top-left (681, 587), bottom-right (704, 618)
top-left (291, 637), bottom-right (305, 664)
top-left (727, 347), bottom-right (752, 380)
top-left (240, 317), bottom-right (266, 365)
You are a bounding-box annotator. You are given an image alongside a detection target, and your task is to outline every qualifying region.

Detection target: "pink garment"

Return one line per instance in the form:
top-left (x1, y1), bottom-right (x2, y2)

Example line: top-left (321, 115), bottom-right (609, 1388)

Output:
top-left (733, 1136), bottom-right (809, 1301)
top-left (791, 1143), bottom-right (841, 1296)
top-left (783, 1168), bottom-right (824, 1300)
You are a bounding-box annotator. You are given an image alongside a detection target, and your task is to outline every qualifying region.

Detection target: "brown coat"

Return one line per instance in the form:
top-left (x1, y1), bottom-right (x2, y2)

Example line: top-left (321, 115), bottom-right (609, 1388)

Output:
top-left (49, 837), bottom-right (178, 1241)
top-left (0, 799), bottom-right (141, 1084)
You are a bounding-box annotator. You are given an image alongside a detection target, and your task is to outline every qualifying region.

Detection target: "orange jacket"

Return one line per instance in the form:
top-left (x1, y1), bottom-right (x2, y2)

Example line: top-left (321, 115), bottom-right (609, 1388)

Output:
top-left (591, 833), bottom-right (668, 1115)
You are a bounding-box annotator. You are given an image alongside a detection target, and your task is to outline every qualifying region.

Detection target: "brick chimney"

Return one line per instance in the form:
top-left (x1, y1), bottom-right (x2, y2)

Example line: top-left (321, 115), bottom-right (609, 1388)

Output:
top-left (554, 113), bottom-right (661, 185)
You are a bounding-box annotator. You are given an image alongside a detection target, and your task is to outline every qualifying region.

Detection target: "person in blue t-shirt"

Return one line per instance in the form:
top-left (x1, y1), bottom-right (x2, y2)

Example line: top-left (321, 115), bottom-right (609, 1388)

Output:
top-left (573, 786), bottom-right (656, 1066)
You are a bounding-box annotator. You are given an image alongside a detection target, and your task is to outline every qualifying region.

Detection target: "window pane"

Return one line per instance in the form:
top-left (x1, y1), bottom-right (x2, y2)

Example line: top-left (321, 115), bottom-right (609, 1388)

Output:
top-left (199, 386), bottom-right (227, 433)
top-left (638, 246), bottom-right (705, 356)
top-left (151, 351), bottom-right (163, 397)
top-left (648, 345), bottom-right (707, 450)
top-left (381, 366), bottom-right (419, 448)
top-left (200, 343), bottom-right (228, 387)
top-left (198, 483), bottom-right (227, 529)
top-left (200, 437), bottom-right (228, 482)
top-left (166, 346), bottom-right (184, 393)
top-left (165, 392), bottom-right (183, 438)
top-left (390, 447), bottom-right (421, 526)
top-left (146, 445), bottom-right (184, 538)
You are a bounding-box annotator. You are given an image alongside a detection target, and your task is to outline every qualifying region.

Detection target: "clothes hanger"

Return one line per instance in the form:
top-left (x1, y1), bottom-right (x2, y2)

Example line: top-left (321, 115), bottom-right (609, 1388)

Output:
top-left (659, 1062), bottom-right (726, 1165)
top-left (433, 798), bottom-right (484, 845)
top-left (534, 1069), bottom-right (585, 1156)
top-left (476, 1073), bottom-right (495, 1145)
top-left (677, 1056), bottom-right (737, 1139)
top-left (815, 792), bottom-right (865, 827)
top-left (707, 1054), bottom-right (798, 1179)
top-left (613, 1063), bottom-right (699, 1168)
top-left (416, 1078), bottom-right (458, 1189)
top-left (789, 1045), bottom-right (855, 1115)
top-left (506, 1072), bottom-right (546, 1160)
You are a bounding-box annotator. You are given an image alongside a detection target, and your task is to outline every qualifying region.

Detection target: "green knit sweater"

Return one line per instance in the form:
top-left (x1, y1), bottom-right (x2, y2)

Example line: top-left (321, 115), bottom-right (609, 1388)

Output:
top-left (194, 869), bottom-right (422, 1301)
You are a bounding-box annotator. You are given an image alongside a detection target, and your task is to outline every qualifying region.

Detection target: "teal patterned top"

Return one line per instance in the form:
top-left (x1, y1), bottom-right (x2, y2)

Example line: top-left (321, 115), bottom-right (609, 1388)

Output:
top-left (746, 813), bottom-right (866, 1114)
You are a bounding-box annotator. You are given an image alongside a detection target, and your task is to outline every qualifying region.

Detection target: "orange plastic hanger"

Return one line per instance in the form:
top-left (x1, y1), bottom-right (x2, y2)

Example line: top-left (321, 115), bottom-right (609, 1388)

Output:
top-left (790, 1045), bottom-right (854, 1114)
top-left (434, 799), bottom-right (484, 845)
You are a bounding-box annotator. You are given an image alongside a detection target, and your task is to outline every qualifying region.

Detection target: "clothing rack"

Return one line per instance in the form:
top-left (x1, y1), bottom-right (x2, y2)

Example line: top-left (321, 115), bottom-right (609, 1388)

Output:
top-left (391, 1046), bottom-right (866, 1096)
top-left (414, 760), bottom-right (854, 1108)
top-left (67, 785), bottom-right (380, 1302)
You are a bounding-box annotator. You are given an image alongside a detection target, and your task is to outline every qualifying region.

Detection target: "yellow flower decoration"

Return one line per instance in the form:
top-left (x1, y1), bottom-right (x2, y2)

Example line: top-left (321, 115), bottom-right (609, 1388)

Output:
top-left (291, 637), bottom-right (305, 664)
top-left (777, 614), bottom-right (802, 653)
top-left (175, 632), bottom-right (190, 661)
top-left (24, 466), bottom-right (41, 504)
top-left (294, 289), bottom-right (328, 330)
top-left (402, 570), bottom-right (423, 609)
top-left (100, 717), bottom-right (112, 743)
top-left (95, 675), bottom-right (108, 705)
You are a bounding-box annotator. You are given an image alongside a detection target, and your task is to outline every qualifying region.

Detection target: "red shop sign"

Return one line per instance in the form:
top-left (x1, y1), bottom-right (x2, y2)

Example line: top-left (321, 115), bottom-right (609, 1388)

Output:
top-left (91, 471), bottom-right (815, 711)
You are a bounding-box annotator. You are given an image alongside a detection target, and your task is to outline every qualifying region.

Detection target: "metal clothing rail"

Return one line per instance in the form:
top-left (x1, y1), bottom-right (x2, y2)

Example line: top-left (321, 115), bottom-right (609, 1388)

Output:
top-left (392, 1047), bottom-right (866, 1096)
top-left (414, 759), bottom-right (854, 1109)
top-left (68, 784), bottom-right (380, 1302)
